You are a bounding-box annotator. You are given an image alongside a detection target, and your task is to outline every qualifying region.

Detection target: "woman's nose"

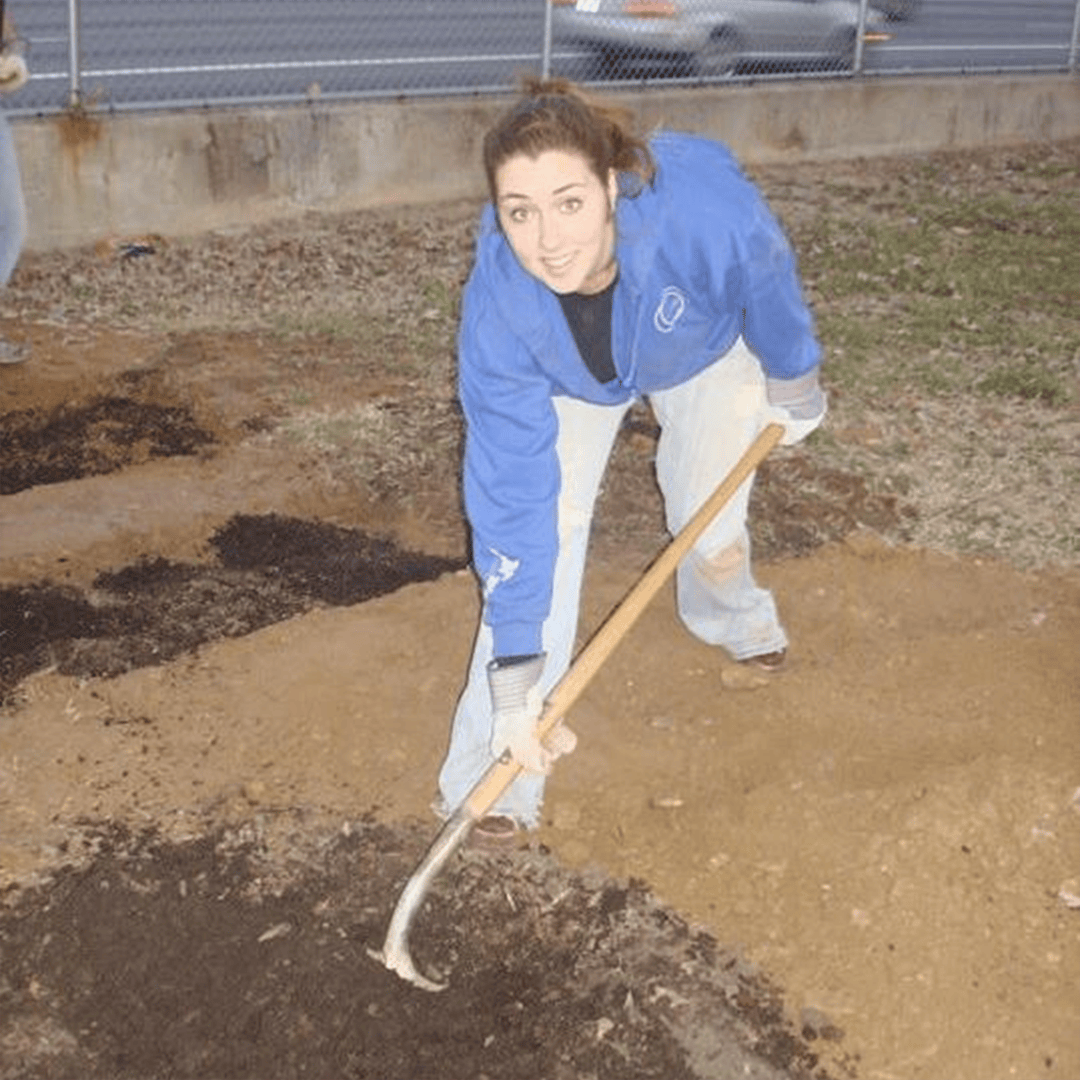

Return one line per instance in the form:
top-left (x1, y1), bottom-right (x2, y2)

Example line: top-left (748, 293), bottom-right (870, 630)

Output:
top-left (537, 212), bottom-right (562, 250)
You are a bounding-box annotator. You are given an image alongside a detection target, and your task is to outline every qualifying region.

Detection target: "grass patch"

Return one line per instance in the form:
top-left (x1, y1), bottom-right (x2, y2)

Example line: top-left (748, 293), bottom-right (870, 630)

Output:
top-left (802, 176), bottom-right (1079, 409)
top-left (281, 397), bottom-right (461, 506)
top-left (977, 360), bottom-right (1072, 407)
top-left (768, 141), bottom-right (1080, 567)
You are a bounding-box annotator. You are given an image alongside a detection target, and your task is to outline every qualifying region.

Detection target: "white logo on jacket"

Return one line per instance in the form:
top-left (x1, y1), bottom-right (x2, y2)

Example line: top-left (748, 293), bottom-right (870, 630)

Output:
top-left (482, 548), bottom-right (520, 596)
top-left (653, 287), bottom-right (687, 334)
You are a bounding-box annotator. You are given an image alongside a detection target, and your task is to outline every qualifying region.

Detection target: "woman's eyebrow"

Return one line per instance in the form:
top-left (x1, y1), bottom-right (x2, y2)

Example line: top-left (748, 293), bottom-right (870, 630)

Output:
top-left (499, 181), bottom-right (587, 204)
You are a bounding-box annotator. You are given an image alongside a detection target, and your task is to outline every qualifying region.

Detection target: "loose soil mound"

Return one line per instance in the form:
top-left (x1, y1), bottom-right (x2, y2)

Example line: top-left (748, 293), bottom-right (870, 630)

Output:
top-left (1, 818), bottom-right (838, 1080)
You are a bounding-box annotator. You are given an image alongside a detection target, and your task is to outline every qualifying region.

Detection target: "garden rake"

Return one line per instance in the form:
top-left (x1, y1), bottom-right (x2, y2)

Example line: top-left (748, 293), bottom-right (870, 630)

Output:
top-left (368, 422), bottom-right (785, 991)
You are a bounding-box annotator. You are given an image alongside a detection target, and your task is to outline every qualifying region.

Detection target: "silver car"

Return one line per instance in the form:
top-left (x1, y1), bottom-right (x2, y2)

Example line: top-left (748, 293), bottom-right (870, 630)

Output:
top-left (552, 0), bottom-right (891, 78)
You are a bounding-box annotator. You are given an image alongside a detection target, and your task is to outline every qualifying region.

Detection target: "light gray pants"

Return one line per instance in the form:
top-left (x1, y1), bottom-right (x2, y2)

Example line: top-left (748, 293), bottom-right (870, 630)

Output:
top-left (0, 112), bottom-right (27, 286)
top-left (437, 338), bottom-right (786, 826)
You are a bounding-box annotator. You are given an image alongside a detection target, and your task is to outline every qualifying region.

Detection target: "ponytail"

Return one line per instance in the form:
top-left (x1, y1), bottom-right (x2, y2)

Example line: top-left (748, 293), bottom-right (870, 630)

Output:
top-left (482, 77), bottom-right (655, 203)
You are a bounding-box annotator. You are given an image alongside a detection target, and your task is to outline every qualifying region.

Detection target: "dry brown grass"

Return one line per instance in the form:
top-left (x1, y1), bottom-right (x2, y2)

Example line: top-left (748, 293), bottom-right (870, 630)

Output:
top-left (7, 137), bottom-right (1078, 569)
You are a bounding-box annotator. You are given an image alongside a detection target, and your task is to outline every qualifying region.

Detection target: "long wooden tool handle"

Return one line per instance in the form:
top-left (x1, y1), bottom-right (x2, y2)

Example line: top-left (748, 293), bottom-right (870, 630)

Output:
top-left (463, 421), bottom-right (784, 819)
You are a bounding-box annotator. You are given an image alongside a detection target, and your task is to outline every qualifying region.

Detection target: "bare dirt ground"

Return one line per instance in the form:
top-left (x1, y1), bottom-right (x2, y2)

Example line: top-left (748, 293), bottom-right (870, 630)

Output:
top-left (1, 140), bottom-right (1078, 1080)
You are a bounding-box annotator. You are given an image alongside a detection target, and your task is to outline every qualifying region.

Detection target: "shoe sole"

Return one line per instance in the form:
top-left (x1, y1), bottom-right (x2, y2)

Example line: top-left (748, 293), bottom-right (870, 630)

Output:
top-left (739, 649), bottom-right (788, 673)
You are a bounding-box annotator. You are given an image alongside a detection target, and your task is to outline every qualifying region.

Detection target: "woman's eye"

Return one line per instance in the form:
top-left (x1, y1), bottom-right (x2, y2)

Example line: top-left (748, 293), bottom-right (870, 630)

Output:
top-left (507, 206), bottom-right (530, 224)
top-left (560, 197), bottom-right (582, 214)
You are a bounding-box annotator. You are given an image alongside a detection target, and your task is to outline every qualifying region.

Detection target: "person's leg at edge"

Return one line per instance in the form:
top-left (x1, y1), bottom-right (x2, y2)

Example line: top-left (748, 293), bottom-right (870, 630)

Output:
top-left (0, 112), bottom-right (29, 364)
top-left (649, 338), bottom-right (787, 662)
top-left (436, 395), bottom-right (630, 828)
top-left (0, 113), bottom-right (26, 283)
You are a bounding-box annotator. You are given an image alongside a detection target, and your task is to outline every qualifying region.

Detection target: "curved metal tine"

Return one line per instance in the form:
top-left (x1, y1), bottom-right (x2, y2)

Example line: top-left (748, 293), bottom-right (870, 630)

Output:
top-left (367, 809), bottom-right (475, 991)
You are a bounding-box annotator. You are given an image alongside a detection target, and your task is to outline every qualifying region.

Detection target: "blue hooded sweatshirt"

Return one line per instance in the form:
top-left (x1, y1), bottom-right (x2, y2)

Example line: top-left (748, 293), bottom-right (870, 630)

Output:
top-left (458, 131), bottom-right (822, 658)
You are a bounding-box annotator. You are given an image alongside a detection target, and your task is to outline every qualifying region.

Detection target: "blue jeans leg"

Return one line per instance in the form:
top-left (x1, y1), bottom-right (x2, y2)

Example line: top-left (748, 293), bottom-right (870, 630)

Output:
top-left (0, 113), bottom-right (27, 286)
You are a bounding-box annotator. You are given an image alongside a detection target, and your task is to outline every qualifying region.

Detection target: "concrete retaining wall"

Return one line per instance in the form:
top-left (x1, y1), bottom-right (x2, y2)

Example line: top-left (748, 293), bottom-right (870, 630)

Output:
top-left (10, 73), bottom-right (1080, 252)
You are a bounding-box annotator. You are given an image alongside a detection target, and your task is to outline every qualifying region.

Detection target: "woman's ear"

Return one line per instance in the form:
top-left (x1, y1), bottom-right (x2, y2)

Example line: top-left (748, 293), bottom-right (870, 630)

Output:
top-left (607, 169), bottom-right (618, 214)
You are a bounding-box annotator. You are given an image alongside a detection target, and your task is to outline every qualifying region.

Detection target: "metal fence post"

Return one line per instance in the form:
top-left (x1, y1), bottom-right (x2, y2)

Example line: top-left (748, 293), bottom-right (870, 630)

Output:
top-left (1070, 0), bottom-right (1080, 72)
top-left (853, 0), bottom-right (869, 74)
top-left (541, 0), bottom-right (554, 80)
top-left (67, 0), bottom-right (82, 107)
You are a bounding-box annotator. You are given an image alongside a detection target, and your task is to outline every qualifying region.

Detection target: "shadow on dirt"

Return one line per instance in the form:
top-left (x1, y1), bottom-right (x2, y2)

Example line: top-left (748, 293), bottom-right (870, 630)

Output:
top-left (0, 818), bottom-right (851, 1080)
top-left (0, 514), bottom-right (465, 703)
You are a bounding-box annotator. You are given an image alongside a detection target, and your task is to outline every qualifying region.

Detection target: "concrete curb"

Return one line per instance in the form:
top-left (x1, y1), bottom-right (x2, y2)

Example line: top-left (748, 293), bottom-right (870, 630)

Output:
top-left (10, 73), bottom-right (1080, 252)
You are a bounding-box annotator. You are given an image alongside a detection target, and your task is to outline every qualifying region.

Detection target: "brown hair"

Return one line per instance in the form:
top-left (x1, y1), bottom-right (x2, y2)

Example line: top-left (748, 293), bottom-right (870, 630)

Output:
top-left (482, 77), bottom-right (655, 204)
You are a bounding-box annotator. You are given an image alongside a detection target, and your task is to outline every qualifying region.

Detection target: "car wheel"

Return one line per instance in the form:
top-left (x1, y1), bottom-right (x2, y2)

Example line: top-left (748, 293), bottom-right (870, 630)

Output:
top-left (694, 27), bottom-right (740, 78)
top-left (888, 0), bottom-right (922, 20)
top-left (828, 27), bottom-right (857, 71)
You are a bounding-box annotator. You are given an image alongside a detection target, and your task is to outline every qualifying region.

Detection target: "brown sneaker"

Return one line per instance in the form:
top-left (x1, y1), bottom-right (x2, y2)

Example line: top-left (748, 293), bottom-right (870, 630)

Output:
top-left (740, 649), bottom-right (788, 673)
top-left (468, 815), bottom-right (521, 851)
top-left (0, 338), bottom-right (30, 365)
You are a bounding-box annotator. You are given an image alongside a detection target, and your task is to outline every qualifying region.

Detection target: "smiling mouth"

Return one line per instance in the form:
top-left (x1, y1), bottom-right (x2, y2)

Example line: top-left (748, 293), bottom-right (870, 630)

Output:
top-left (541, 253), bottom-right (575, 276)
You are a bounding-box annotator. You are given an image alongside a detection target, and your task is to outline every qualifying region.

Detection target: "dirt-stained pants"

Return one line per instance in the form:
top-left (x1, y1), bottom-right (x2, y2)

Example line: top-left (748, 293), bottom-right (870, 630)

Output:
top-left (437, 338), bottom-right (786, 827)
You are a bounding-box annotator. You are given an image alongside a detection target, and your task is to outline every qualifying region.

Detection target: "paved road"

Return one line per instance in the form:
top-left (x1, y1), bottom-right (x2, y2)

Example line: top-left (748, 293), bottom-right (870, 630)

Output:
top-left (6, 0), bottom-right (1077, 114)
top-left (864, 0), bottom-right (1078, 73)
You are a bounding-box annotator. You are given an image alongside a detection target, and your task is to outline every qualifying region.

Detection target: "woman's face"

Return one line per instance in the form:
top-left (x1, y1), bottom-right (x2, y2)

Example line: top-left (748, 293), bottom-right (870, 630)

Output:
top-left (495, 149), bottom-right (617, 295)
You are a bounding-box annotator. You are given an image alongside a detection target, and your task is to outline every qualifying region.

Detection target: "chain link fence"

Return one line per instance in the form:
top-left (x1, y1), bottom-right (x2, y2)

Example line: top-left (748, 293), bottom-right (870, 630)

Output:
top-left (5, 0), bottom-right (1079, 116)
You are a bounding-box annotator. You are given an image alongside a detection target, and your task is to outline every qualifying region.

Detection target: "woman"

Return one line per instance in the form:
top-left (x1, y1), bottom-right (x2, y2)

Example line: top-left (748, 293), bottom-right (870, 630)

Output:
top-left (436, 78), bottom-right (825, 842)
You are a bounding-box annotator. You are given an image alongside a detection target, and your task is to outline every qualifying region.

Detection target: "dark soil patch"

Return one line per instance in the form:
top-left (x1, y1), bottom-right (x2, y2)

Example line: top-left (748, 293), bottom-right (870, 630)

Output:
top-left (0, 819), bottom-right (847, 1080)
top-left (0, 514), bottom-right (465, 703)
top-left (207, 514), bottom-right (465, 604)
top-left (751, 456), bottom-right (917, 558)
top-left (0, 396), bottom-right (217, 495)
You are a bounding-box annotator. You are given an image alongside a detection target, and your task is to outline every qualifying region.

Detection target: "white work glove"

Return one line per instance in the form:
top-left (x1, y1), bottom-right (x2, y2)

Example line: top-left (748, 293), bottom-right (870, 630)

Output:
top-left (0, 54), bottom-right (28, 95)
top-left (765, 369), bottom-right (827, 446)
top-left (487, 653), bottom-right (577, 774)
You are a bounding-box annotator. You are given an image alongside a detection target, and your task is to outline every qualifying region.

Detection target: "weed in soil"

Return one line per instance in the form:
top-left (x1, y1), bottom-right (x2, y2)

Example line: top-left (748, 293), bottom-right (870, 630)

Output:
top-left (0, 818), bottom-right (845, 1080)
